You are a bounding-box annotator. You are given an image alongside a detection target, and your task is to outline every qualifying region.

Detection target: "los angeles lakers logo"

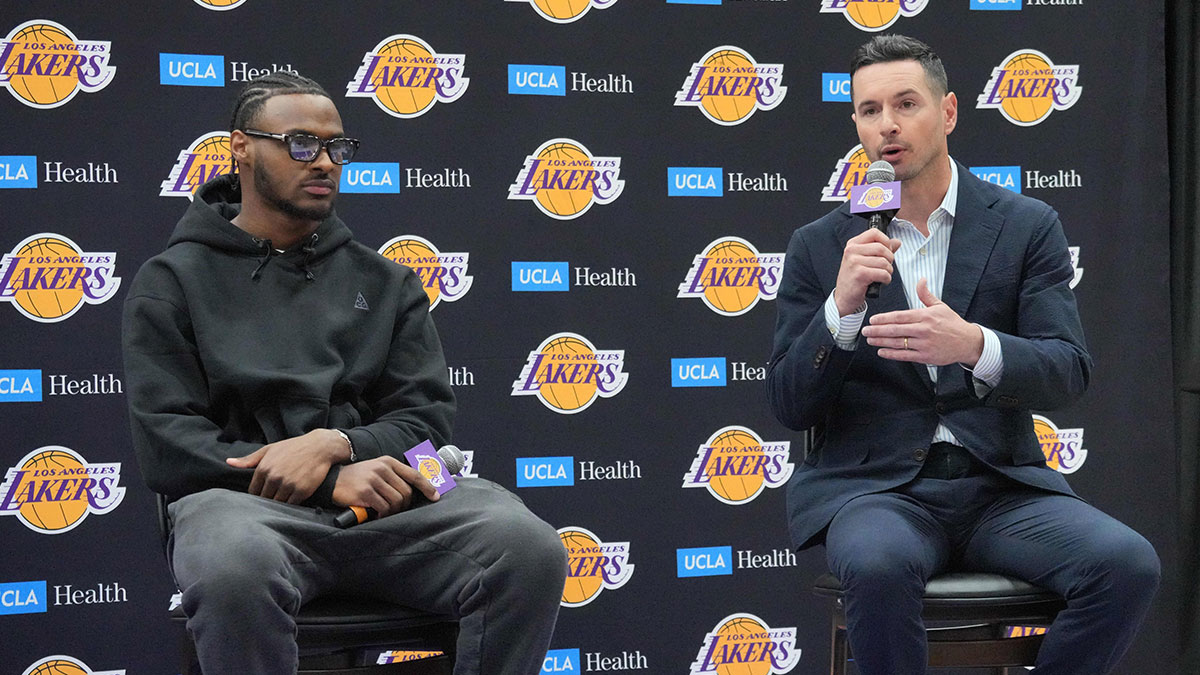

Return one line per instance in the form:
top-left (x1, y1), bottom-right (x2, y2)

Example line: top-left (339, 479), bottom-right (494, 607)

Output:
top-left (22, 656), bottom-right (124, 675)
top-left (977, 50), bottom-right (1081, 127)
top-left (160, 132), bottom-right (233, 199)
top-left (675, 46), bottom-right (787, 126)
top-left (508, 138), bottom-right (624, 220)
top-left (505, 0), bottom-right (618, 23)
top-left (818, 0), bottom-right (928, 32)
top-left (379, 235), bottom-right (473, 311)
top-left (856, 186), bottom-right (895, 210)
top-left (0, 233), bottom-right (121, 323)
top-left (511, 332), bottom-right (628, 414)
top-left (0, 446), bottom-right (125, 534)
top-left (346, 34), bottom-right (468, 119)
top-left (1033, 414), bottom-right (1087, 474)
top-left (678, 237), bottom-right (783, 317)
top-left (558, 526), bottom-right (633, 607)
top-left (194, 0), bottom-right (249, 10)
top-left (822, 145), bottom-right (871, 202)
top-left (0, 20), bottom-right (115, 109)
top-left (683, 426), bottom-right (793, 505)
top-left (690, 613), bottom-right (801, 675)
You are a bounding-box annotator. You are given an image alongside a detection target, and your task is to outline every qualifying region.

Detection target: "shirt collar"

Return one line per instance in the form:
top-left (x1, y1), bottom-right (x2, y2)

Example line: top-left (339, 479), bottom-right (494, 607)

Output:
top-left (939, 156), bottom-right (959, 220)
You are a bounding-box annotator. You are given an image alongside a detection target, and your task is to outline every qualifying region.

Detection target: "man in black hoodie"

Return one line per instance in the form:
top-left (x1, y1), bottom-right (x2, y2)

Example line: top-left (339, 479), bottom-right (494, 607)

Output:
top-left (122, 72), bottom-right (567, 675)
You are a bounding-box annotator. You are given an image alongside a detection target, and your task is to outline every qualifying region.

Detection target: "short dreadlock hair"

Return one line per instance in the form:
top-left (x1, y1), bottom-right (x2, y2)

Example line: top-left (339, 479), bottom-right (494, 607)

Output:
top-left (229, 70), bottom-right (330, 133)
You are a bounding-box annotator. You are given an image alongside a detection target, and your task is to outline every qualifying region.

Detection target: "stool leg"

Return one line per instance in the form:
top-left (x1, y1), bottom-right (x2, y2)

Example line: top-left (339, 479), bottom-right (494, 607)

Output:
top-left (831, 602), bottom-right (849, 675)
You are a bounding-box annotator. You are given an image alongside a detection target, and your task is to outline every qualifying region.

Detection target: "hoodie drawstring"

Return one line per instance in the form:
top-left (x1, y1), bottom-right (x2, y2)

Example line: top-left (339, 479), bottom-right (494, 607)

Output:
top-left (300, 233), bottom-right (318, 281)
top-left (251, 238), bottom-right (273, 280)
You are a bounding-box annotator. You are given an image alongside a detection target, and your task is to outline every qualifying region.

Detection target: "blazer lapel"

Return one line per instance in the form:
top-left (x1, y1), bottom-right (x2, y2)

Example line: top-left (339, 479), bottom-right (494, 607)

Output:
top-left (942, 165), bottom-right (1004, 317)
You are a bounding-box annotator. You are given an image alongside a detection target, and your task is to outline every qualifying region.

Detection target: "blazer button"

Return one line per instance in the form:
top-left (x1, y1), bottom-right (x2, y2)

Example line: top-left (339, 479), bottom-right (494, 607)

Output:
top-left (935, 402), bottom-right (947, 414)
top-left (813, 345), bottom-right (829, 368)
top-left (913, 448), bottom-right (927, 462)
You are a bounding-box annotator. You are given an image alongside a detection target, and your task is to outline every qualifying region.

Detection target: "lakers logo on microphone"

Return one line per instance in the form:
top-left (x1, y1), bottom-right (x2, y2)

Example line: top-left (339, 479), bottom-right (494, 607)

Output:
top-left (0, 20), bottom-right (115, 109)
top-left (678, 237), bottom-right (783, 316)
top-left (690, 613), bottom-right (801, 674)
top-left (346, 35), bottom-right (469, 119)
top-left (675, 46), bottom-right (786, 126)
top-left (558, 526), bottom-right (633, 607)
top-left (683, 426), bottom-right (793, 505)
top-left (977, 49), bottom-right (1081, 126)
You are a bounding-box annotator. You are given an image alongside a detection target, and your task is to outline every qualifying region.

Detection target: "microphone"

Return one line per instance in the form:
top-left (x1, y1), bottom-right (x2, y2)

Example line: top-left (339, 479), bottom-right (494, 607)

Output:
top-left (333, 444), bottom-right (465, 528)
top-left (849, 160), bottom-right (901, 298)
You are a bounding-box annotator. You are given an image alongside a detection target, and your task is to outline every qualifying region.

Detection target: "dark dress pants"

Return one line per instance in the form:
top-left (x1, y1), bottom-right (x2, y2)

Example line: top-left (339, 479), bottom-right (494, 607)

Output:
top-left (824, 457), bottom-right (1160, 675)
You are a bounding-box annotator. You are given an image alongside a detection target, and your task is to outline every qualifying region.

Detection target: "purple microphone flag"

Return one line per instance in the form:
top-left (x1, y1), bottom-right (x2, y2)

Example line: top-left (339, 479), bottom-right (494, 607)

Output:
top-left (405, 440), bottom-right (458, 496)
top-left (849, 180), bottom-right (902, 214)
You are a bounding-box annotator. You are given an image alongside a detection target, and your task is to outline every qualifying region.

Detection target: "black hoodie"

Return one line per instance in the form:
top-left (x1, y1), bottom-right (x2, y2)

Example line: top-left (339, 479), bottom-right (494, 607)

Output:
top-left (122, 174), bottom-right (455, 506)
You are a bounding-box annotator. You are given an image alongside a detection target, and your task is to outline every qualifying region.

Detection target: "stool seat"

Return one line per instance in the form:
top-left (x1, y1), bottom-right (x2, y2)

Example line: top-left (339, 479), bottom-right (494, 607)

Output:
top-left (813, 571), bottom-right (1066, 674)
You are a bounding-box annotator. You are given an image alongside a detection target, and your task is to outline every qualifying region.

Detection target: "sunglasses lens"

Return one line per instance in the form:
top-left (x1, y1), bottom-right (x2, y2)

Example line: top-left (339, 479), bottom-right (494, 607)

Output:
top-left (288, 135), bottom-right (320, 161)
top-left (327, 140), bottom-right (357, 165)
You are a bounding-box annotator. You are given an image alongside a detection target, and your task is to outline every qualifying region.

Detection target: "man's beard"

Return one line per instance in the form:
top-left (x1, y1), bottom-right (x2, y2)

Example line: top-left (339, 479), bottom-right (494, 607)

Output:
top-left (254, 163), bottom-right (334, 222)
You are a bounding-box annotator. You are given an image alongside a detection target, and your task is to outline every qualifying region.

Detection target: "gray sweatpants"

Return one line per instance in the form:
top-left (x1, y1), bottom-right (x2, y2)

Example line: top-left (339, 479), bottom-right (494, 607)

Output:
top-left (167, 478), bottom-right (567, 675)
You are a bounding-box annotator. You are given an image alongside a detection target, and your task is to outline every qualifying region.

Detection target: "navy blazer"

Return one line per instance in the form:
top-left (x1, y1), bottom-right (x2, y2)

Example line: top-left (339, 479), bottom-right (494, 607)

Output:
top-left (767, 162), bottom-right (1092, 550)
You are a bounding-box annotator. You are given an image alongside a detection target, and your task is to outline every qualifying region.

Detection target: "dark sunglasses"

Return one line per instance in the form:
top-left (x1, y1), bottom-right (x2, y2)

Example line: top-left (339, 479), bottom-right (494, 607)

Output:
top-left (241, 129), bottom-right (361, 165)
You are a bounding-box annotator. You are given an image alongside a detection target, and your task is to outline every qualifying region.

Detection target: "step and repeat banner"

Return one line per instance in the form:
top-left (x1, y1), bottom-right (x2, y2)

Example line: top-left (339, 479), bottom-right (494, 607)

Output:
top-left (0, 1), bottom-right (1177, 674)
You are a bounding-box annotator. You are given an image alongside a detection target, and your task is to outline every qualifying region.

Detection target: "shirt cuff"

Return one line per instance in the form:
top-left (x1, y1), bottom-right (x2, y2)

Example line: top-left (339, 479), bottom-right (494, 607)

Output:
top-left (963, 324), bottom-right (1003, 393)
top-left (825, 291), bottom-right (866, 351)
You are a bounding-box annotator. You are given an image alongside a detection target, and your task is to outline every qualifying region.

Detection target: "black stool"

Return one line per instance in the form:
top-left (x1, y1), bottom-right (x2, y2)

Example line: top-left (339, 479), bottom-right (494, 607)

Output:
top-left (813, 571), bottom-right (1066, 674)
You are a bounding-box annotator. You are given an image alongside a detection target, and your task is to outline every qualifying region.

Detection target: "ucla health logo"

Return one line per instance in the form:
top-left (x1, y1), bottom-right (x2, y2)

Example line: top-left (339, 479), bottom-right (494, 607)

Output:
top-left (509, 139), bottom-right (624, 220)
top-left (513, 262), bottom-right (569, 291)
top-left (346, 34), bottom-right (468, 119)
top-left (0, 21), bottom-right (115, 109)
top-left (342, 163), bottom-right (400, 193)
top-left (822, 73), bottom-right (852, 102)
top-left (506, 0), bottom-right (618, 24)
top-left (517, 457), bottom-right (574, 487)
top-left (675, 46), bottom-right (786, 126)
top-left (819, 0), bottom-right (928, 32)
top-left (558, 526), bottom-right (633, 607)
top-left (194, 0), bottom-right (248, 9)
top-left (970, 165), bottom-right (1021, 194)
top-left (161, 132), bottom-right (233, 199)
top-left (509, 64), bottom-right (566, 96)
top-left (683, 426), bottom-right (793, 505)
top-left (822, 145), bottom-right (871, 202)
top-left (0, 233), bottom-right (120, 323)
top-left (512, 333), bottom-right (628, 414)
top-left (0, 155), bottom-right (36, 188)
top-left (159, 53), bottom-right (224, 87)
top-left (690, 613), bottom-right (800, 675)
top-left (668, 167), bottom-right (723, 197)
top-left (678, 546), bottom-right (733, 578)
top-left (0, 369), bottom-right (41, 402)
top-left (977, 49), bottom-right (1081, 126)
top-left (679, 237), bottom-right (782, 316)
top-left (379, 235), bottom-right (472, 311)
top-left (0, 446), bottom-right (125, 534)
top-left (1033, 414), bottom-right (1087, 474)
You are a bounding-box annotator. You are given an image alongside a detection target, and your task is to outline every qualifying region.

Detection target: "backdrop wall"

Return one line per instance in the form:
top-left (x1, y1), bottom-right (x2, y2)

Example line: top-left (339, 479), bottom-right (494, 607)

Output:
top-left (0, 1), bottom-right (1177, 673)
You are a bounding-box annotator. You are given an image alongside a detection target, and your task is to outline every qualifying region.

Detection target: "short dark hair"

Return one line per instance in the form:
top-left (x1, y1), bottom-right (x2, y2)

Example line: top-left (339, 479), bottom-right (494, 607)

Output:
top-left (850, 34), bottom-right (948, 98)
top-left (229, 71), bottom-right (330, 132)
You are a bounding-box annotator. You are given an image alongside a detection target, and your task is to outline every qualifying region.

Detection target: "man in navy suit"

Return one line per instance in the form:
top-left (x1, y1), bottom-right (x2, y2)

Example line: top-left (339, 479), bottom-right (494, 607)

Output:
top-left (767, 35), bottom-right (1159, 674)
